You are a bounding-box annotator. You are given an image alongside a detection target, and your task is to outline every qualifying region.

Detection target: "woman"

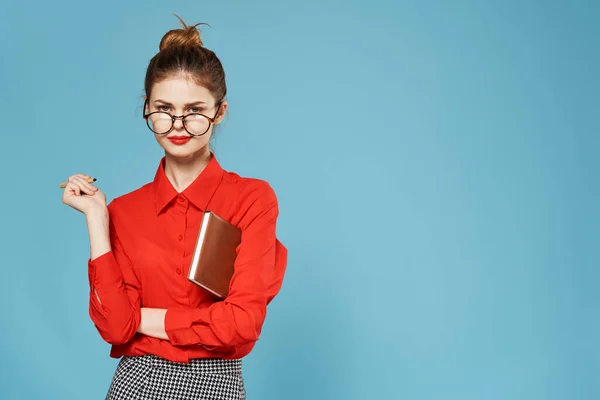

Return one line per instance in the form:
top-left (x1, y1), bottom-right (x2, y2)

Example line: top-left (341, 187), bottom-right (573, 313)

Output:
top-left (61, 16), bottom-right (287, 400)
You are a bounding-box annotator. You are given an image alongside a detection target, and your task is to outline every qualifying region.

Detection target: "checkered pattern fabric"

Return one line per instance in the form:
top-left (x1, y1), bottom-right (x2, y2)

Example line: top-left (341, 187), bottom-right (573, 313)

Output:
top-left (105, 354), bottom-right (245, 400)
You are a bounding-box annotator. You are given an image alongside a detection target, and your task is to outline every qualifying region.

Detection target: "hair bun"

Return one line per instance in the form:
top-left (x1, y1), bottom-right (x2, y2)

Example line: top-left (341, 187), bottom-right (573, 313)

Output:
top-left (159, 14), bottom-right (209, 51)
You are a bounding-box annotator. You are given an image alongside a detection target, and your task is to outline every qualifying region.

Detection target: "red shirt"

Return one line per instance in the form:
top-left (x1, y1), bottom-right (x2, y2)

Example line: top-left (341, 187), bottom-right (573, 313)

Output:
top-left (87, 154), bottom-right (287, 363)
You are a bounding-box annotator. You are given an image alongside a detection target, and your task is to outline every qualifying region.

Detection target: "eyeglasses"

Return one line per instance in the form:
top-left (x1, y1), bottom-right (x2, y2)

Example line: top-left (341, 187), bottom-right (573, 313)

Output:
top-left (143, 100), bottom-right (221, 136)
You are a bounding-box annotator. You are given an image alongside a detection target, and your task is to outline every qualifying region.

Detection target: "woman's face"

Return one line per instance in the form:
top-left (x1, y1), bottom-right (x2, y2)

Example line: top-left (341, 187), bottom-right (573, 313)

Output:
top-left (145, 75), bottom-right (227, 160)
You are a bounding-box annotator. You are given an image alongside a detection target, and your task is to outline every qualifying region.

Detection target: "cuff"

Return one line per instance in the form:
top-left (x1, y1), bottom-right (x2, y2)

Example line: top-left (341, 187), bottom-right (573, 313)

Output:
top-left (165, 308), bottom-right (222, 350)
top-left (164, 308), bottom-right (193, 345)
top-left (87, 251), bottom-right (123, 287)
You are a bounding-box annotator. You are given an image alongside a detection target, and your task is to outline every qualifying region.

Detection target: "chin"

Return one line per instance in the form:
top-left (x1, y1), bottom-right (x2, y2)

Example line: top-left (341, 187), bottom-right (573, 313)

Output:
top-left (162, 143), bottom-right (209, 159)
top-left (165, 147), bottom-right (196, 158)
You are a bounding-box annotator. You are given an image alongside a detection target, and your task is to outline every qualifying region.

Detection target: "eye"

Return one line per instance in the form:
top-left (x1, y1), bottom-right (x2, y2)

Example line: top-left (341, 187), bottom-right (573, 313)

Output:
top-left (189, 107), bottom-right (204, 114)
top-left (157, 105), bottom-right (170, 112)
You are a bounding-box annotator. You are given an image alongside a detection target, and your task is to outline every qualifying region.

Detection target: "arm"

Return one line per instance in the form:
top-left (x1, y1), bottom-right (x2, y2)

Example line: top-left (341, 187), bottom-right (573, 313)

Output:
top-left (61, 174), bottom-right (142, 345)
top-left (153, 181), bottom-right (287, 349)
top-left (137, 308), bottom-right (168, 340)
top-left (87, 202), bottom-right (142, 345)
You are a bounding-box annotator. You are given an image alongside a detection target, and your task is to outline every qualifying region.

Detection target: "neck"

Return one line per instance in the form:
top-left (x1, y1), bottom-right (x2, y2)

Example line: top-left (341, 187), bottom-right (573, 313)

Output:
top-left (163, 147), bottom-right (212, 193)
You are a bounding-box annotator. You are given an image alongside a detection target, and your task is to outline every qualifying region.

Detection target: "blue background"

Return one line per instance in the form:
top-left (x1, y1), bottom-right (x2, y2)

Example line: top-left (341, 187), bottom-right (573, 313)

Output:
top-left (0, 0), bottom-right (598, 399)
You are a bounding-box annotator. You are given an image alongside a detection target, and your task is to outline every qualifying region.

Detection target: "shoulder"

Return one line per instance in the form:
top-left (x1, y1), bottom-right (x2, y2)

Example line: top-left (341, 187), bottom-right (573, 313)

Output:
top-left (222, 169), bottom-right (278, 206)
top-left (107, 182), bottom-right (154, 217)
top-left (220, 169), bottom-right (279, 228)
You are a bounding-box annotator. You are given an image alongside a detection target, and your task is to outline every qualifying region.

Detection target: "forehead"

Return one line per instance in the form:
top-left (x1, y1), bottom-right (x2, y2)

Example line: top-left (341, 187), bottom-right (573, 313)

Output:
top-left (150, 75), bottom-right (214, 104)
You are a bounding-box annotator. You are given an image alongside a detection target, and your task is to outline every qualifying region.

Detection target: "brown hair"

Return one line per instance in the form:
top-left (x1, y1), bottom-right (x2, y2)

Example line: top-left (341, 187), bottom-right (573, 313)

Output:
top-left (144, 15), bottom-right (227, 107)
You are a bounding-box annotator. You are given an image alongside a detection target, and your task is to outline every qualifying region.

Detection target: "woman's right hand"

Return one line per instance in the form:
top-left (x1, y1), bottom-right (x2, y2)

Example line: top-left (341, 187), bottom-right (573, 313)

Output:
top-left (61, 173), bottom-right (107, 215)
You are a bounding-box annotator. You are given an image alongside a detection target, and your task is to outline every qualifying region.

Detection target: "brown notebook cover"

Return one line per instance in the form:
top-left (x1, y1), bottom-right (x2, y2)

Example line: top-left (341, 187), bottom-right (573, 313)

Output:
top-left (188, 211), bottom-right (242, 298)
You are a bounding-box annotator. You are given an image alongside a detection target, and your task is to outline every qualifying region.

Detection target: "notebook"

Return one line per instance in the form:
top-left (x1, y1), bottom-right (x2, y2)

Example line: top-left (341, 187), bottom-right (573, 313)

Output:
top-left (188, 211), bottom-right (242, 298)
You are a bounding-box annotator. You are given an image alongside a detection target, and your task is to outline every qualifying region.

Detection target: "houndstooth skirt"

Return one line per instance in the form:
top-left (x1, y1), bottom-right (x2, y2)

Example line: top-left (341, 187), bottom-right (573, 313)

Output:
top-left (105, 354), bottom-right (245, 400)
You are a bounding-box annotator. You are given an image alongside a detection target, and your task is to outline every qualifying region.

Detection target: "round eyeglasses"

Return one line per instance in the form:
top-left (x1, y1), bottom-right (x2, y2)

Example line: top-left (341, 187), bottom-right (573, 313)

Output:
top-left (143, 100), bottom-right (221, 136)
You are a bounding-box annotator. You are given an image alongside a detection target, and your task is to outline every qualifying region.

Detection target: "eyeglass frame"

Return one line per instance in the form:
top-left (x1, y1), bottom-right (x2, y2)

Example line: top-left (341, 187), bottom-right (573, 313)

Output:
top-left (142, 99), bottom-right (222, 137)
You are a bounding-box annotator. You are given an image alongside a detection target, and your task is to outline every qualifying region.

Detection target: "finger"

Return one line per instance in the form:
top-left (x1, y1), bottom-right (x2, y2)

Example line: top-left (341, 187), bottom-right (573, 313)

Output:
top-left (65, 181), bottom-right (82, 197)
top-left (68, 174), bottom-right (91, 183)
top-left (72, 176), bottom-right (95, 195)
top-left (73, 175), bottom-right (97, 192)
top-left (80, 176), bottom-right (98, 192)
top-left (70, 179), bottom-right (91, 197)
top-left (62, 174), bottom-right (92, 189)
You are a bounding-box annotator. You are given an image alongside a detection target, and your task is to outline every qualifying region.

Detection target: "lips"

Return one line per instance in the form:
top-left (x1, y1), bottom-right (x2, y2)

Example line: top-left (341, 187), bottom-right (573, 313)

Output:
top-left (167, 136), bottom-right (192, 145)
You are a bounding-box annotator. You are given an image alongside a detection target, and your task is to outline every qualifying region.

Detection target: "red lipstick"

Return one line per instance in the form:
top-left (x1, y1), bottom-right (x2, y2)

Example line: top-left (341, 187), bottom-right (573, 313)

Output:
top-left (167, 136), bottom-right (192, 145)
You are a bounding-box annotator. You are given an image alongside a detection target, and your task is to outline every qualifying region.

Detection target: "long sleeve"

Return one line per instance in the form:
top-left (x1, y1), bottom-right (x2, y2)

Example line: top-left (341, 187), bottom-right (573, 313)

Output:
top-left (164, 181), bottom-right (287, 350)
top-left (88, 200), bottom-right (142, 345)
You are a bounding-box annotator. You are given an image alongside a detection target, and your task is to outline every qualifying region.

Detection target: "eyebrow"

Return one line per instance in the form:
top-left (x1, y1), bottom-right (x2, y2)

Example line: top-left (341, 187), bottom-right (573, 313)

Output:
top-left (153, 99), bottom-right (207, 106)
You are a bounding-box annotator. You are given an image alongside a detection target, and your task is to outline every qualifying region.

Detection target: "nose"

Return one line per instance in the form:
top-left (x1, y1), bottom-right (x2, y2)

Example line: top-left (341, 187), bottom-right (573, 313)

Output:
top-left (173, 117), bottom-right (184, 130)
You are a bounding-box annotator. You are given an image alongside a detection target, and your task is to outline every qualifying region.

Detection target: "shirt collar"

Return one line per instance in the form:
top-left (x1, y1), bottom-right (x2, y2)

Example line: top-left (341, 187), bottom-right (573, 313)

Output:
top-left (153, 152), bottom-right (225, 215)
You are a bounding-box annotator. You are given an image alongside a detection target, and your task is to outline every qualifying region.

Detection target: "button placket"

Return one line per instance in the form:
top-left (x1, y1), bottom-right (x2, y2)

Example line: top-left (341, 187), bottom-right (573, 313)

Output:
top-left (177, 196), bottom-right (188, 279)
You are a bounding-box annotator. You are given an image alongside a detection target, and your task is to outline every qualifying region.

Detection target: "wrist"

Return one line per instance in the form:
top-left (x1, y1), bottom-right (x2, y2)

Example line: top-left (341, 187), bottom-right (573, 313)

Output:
top-left (86, 206), bottom-right (111, 260)
top-left (85, 206), bottom-right (109, 222)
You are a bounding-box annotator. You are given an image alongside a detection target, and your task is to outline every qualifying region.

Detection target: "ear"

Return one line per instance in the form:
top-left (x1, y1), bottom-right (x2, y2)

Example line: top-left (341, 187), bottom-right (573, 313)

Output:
top-left (214, 101), bottom-right (228, 124)
top-left (143, 96), bottom-right (149, 115)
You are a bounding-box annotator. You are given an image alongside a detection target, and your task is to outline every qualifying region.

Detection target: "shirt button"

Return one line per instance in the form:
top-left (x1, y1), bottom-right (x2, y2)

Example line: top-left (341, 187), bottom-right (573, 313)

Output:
top-left (176, 268), bottom-right (181, 274)
top-left (178, 197), bottom-right (185, 202)
top-left (178, 235), bottom-right (183, 241)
